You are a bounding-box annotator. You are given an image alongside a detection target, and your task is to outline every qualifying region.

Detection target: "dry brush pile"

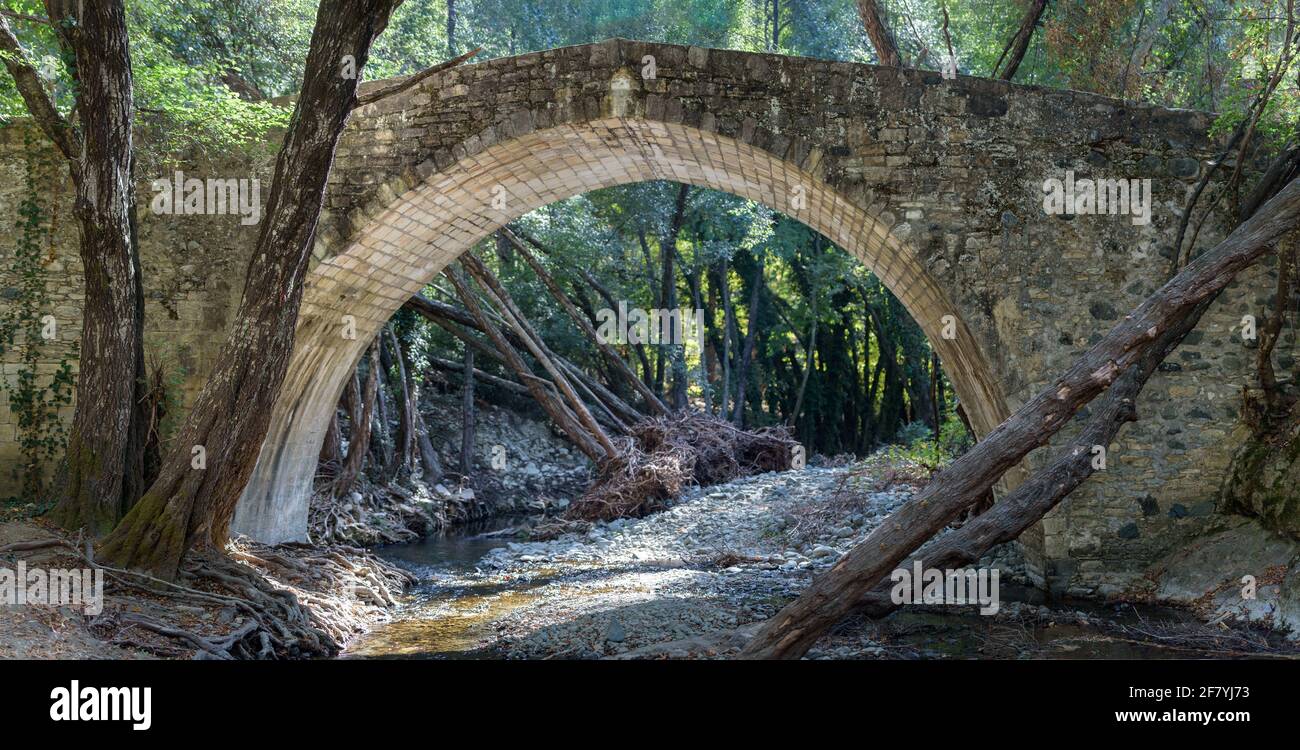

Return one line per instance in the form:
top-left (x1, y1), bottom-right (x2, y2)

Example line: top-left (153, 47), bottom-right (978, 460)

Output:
top-left (563, 412), bottom-right (797, 522)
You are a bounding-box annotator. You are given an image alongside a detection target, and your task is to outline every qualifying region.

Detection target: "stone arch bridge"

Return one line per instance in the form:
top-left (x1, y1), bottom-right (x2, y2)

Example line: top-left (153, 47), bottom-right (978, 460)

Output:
top-left (0, 39), bottom-right (1261, 595)
top-left (233, 39), bottom-right (1267, 595)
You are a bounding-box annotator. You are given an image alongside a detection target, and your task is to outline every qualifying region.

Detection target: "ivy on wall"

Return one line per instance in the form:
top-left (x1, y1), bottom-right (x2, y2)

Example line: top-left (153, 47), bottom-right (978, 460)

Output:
top-left (0, 134), bottom-right (75, 503)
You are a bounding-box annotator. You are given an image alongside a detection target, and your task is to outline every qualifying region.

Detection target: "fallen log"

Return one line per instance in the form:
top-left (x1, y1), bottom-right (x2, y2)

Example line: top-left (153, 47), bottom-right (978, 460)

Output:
top-left (503, 227), bottom-right (670, 416)
top-left (460, 252), bottom-right (619, 458)
top-left (738, 177), bottom-right (1300, 659)
top-left (855, 302), bottom-right (1205, 617)
top-left (443, 264), bottom-right (605, 460)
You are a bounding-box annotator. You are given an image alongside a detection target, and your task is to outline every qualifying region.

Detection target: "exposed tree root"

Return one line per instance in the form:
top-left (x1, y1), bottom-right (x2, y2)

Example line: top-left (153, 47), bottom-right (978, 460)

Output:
top-left (309, 474), bottom-right (493, 546)
top-left (7, 529), bottom-right (411, 660)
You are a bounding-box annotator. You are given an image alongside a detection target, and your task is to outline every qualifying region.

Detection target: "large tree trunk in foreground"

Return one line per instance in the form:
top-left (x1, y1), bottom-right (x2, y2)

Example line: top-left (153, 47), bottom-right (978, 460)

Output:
top-left (739, 178), bottom-right (1300, 659)
top-left (98, 0), bottom-right (404, 579)
top-left (1, 4), bottom-right (147, 534)
top-left (855, 303), bottom-right (1206, 618)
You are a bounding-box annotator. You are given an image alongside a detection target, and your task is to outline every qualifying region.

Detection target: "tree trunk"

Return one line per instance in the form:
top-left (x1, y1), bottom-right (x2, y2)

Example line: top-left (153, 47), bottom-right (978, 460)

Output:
top-left (460, 348), bottom-right (475, 477)
top-left (1, 4), bottom-right (148, 534)
top-left (1121, 0), bottom-right (1175, 95)
top-left (98, 0), bottom-right (405, 579)
top-left (868, 303), bottom-right (904, 440)
top-left (789, 300), bottom-right (818, 427)
top-left (504, 228), bottom-right (669, 415)
top-left (426, 355), bottom-right (529, 395)
top-left (372, 347), bottom-right (397, 480)
top-left (731, 258), bottom-right (764, 427)
top-left (858, 306), bottom-right (1204, 617)
top-left (335, 341), bottom-right (380, 498)
top-left (446, 0), bottom-right (457, 57)
top-left (716, 261), bottom-right (735, 417)
top-left (739, 178), bottom-right (1300, 658)
top-left (384, 325), bottom-right (416, 475)
top-left (443, 266), bottom-right (605, 460)
top-left (855, 0), bottom-right (902, 66)
top-left (993, 0), bottom-right (1049, 80)
top-left (563, 259), bottom-right (655, 393)
top-left (460, 253), bottom-right (618, 458)
top-left (902, 322), bottom-right (936, 431)
top-left (318, 411), bottom-right (343, 471)
top-left (413, 408), bottom-right (444, 485)
top-left (861, 371), bottom-right (1144, 613)
top-left (663, 185), bottom-right (691, 411)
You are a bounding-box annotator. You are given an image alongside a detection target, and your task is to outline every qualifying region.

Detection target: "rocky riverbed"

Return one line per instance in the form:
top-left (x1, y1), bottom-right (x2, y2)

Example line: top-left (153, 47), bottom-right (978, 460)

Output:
top-left (346, 460), bottom-right (1300, 660)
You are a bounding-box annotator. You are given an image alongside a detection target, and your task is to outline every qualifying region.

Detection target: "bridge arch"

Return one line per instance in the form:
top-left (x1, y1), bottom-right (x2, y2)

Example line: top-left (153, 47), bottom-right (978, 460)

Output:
top-left (232, 117), bottom-right (1011, 542)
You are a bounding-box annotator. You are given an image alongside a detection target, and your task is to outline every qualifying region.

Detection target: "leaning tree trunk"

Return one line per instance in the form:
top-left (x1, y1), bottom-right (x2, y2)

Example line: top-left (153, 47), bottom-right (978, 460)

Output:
top-left (98, 0), bottom-right (404, 579)
top-left (856, 302), bottom-right (1207, 618)
top-left (992, 0), bottom-right (1049, 81)
top-left (1, 4), bottom-right (147, 534)
top-left (505, 228), bottom-right (669, 416)
top-left (739, 178), bottom-right (1300, 659)
top-left (460, 253), bottom-right (618, 458)
top-left (443, 266), bottom-right (605, 460)
top-left (855, 0), bottom-right (902, 66)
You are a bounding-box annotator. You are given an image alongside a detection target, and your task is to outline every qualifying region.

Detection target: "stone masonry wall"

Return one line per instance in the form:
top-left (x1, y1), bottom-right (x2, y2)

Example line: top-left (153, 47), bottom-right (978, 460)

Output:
top-left (0, 39), bottom-right (1286, 597)
top-left (0, 122), bottom-right (271, 500)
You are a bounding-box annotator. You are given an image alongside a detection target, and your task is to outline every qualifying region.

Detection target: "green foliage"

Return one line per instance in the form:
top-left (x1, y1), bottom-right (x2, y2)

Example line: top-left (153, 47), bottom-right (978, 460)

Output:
top-left (0, 137), bottom-right (74, 503)
top-left (0, 1), bottom-right (294, 165)
top-left (880, 406), bottom-right (972, 469)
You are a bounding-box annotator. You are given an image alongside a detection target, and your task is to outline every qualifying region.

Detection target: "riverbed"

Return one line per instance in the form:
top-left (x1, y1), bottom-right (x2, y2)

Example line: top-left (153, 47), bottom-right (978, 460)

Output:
top-left (344, 467), bottom-right (1297, 660)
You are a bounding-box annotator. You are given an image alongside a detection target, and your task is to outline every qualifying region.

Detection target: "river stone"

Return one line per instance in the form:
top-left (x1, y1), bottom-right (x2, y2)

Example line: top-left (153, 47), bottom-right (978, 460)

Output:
top-left (1149, 518), bottom-right (1299, 605)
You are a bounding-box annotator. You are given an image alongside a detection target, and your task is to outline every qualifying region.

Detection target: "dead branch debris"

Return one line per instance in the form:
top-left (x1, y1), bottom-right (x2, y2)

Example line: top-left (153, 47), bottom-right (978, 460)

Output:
top-left (563, 412), bottom-right (796, 522)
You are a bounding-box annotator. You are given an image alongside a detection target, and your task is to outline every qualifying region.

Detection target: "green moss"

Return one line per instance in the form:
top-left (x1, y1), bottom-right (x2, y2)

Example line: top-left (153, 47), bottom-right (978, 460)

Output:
top-left (1222, 422), bottom-right (1300, 539)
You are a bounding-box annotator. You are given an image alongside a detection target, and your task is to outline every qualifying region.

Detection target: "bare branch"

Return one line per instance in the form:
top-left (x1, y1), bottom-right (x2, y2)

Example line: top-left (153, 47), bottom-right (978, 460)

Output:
top-left (0, 6), bottom-right (50, 25)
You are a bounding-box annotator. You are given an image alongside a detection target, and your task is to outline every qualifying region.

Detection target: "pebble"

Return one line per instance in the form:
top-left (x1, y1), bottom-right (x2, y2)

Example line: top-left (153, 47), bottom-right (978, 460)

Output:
top-left (420, 464), bottom-right (920, 659)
